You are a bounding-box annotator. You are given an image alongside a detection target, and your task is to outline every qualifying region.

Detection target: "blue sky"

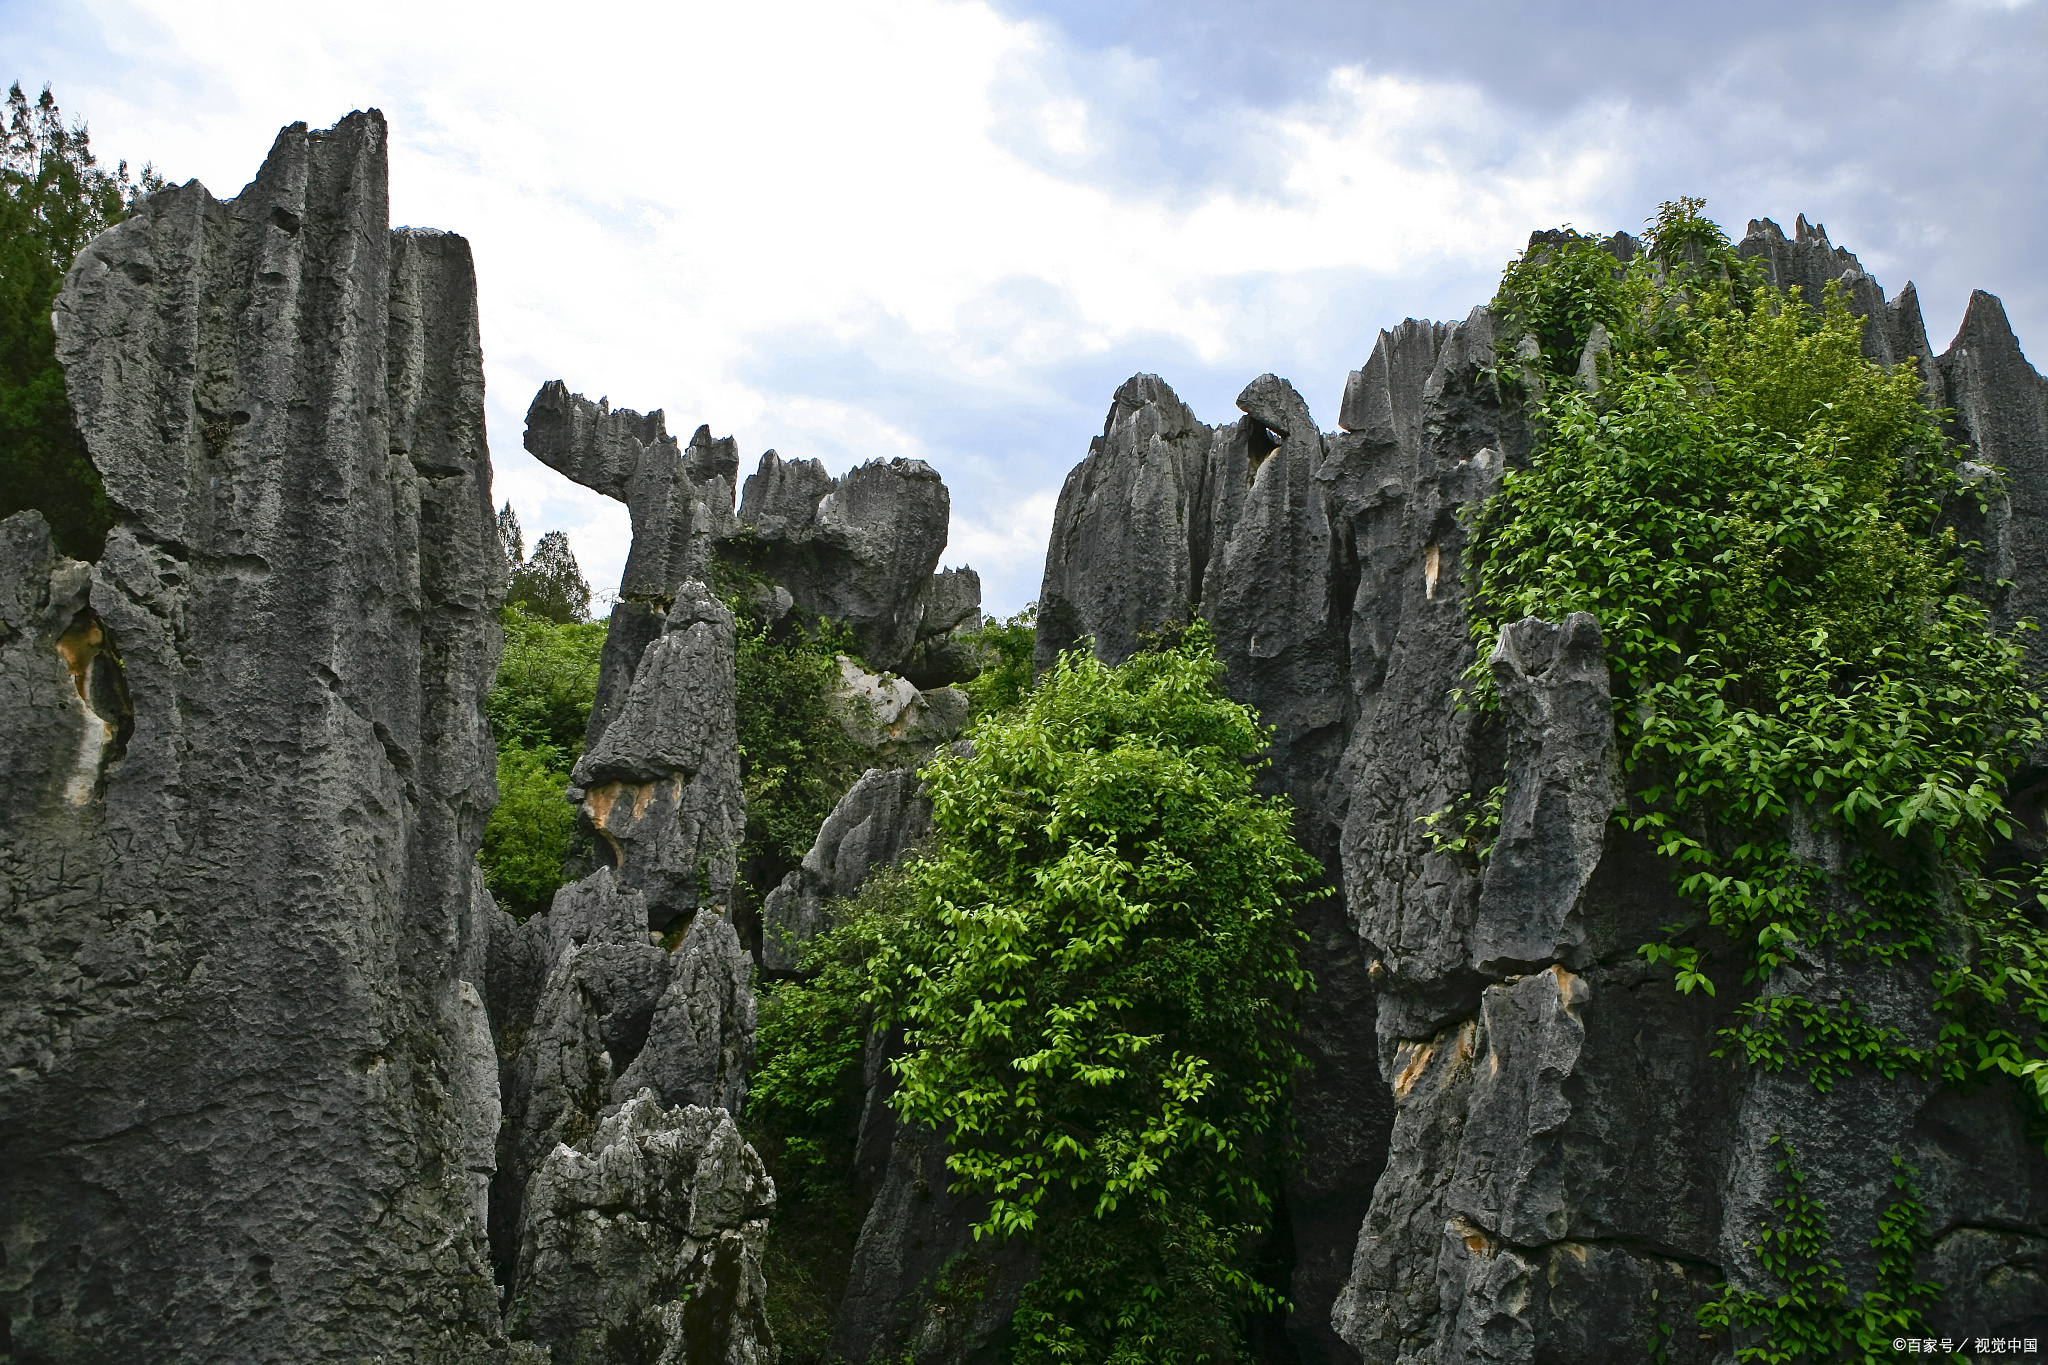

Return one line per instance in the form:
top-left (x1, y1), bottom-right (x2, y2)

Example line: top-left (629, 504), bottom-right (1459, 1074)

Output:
top-left (7, 0), bottom-right (2043, 615)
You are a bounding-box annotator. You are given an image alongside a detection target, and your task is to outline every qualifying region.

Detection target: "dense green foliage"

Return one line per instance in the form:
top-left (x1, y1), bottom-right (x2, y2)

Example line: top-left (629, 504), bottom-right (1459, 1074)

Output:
top-left (488, 603), bottom-right (608, 756)
top-left (1, 82), bottom-right (161, 559)
top-left (743, 609), bottom-right (1038, 1362)
top-left (732, 604), bottom-right (871, 900)
top-left (1490, 226), bottom-right (1632, 372)
top-left (506, 527), bottom-right (593, 624)
top-left (747, 868), bottom-right (915, 1360)
top-left (1474, 200), bottom-right (2048, 1356)
top-left (753, 626), bottom-right (1318, 1362)
top-left (484, 742), bottom-right (585, 920)
top-left (962, 604), bottom-right (1039, 714)
top-left (481, 603), bottom-right (607, 917)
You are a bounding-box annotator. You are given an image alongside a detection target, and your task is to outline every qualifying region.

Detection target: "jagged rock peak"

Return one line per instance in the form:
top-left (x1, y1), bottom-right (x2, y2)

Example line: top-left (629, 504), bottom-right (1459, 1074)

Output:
top-left (486, 572), bottom-right (759, 1332)
top-left (570, 580), bottom-right (746, 925)
top-left (9, 109), bottom-right (507, 1357)
top-left (1735, 214), bottom-right (1945, 369)
top-left (1936, 286), bottom-right (2048, 686)
top-left (523, 380), bottom-right (740, 599)
top-left (735, 449), bottom-right (952, 671)
top-left (524, 382), bottom-right (972, 675)
top-left (509, 1092), bottom-right (775, 1362)
top-left (1035, 372), bottom-right (1216, 673)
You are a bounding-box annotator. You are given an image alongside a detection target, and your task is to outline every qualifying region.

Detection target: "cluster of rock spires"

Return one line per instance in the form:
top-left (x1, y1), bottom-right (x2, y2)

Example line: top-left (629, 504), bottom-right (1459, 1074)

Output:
top-left (1033, 211), bottom-right (2048, 1361)
top-left (4, 104), bottom-right (2046, 1365)
top-left (0, 109), bottom-right (968, 1364)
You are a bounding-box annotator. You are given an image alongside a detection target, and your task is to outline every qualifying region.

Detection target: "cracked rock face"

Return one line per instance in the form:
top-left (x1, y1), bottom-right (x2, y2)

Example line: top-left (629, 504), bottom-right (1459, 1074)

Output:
top-left (902, 566), bottom-right (985, 688)
top-left (486, 577), bottom-right (760, 1337)
top-left (760, 762), bottom-right (942, 975)
top-left (831, 1117), bottom-right (1041, 1365)
top-left (2, 112), bottom-right (507, 1359)
top-left (510, 1091), bottom-right (775, 1365)
top-left (1032, 221), bottom-right (2048, 1362)
top-left (833, 655), bottom-right (971, 763)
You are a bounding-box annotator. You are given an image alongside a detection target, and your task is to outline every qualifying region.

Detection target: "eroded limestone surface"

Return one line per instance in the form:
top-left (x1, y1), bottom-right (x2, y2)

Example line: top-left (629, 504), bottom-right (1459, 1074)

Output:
top-left (483, 579), bottom-right (765, 1357)
top-left (510, 1092), bottom-right (775, 1364)
top-left (2, 112), bottom-right (507, 1360)
top-left (3, 109), bottom-right (782, 1365)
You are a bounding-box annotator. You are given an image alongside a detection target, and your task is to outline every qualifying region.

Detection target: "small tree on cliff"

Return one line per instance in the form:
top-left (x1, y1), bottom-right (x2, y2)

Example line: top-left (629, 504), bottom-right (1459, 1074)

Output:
top-left (0, 82), bottom-right (162, 559)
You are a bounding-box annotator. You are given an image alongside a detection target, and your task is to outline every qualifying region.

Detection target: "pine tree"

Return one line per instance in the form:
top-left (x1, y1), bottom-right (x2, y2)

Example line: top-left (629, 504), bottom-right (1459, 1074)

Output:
top-left (496, 500), bottom-right (524, 574)
top-left (507, 529), bottom-right (592, 624)
top-left (1, 82), bottom-right (163, 560)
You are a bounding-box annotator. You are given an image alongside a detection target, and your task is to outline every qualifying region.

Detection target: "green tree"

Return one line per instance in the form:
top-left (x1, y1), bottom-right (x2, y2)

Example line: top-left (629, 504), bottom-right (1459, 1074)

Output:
top-left (480, 604), bottom-right (608, 917)
top-left (753, 624), bottom-right (1317, 1362)
top-left (506, 527), bottom-right (592, 624)
top-left (732, 608), bottom-right (869, 899)
top-left (496, 500), bottom-right (524, 574)
top-left (961, 603), bottom-right (1038, 715)
top-left (1, 82), bottom-right (162, 560)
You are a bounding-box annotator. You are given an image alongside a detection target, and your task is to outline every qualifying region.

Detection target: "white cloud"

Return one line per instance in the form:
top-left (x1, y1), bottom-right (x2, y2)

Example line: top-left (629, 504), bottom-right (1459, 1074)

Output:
top-left (14, 0), bottom-right (2037, 613)
top-left (947, 491), bottom-right (1062, 611)
top-left (23, 0), bottom-right (1617, 609)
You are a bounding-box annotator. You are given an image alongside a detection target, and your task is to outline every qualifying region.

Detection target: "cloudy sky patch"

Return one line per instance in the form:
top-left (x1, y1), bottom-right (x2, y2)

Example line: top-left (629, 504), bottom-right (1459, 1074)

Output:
top-left (6, 0), bottom-right (2041, 614)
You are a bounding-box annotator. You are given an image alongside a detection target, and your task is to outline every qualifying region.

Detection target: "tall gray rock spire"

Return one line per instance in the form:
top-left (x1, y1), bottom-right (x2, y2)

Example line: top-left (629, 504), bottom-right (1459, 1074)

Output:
top-left (3, 111), bottom-right (507, 1359)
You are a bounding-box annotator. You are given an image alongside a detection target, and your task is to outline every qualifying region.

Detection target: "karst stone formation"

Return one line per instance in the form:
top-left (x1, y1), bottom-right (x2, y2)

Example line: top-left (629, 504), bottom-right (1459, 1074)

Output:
top-left (3, 110), bottom-right (2045, 1362)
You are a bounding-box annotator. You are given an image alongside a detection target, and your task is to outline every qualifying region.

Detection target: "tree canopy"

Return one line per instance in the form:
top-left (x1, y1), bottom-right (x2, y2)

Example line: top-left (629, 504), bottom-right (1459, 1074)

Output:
top-left (754, 624), bottom-right (1319, 1362)
top-left (506, 527), bottom-right (593, 625)
top-left (1, 82), bottom-right (161, 560)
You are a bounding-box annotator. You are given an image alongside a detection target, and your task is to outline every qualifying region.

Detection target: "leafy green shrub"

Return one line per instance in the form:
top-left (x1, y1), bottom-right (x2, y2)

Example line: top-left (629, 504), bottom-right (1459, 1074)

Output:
top-left (484, 740), bottom-right (582, 919)
top-left (752, 623), bottom-right (1317, 1362)
top-left (480, 604), bottom-right (607, 917)
top-left (961, 604), bottom-right (1038, 715)
top-left (488, 604), bottom-right (608, 755)
top-left (1491, 229), bottom-right (1630, 377)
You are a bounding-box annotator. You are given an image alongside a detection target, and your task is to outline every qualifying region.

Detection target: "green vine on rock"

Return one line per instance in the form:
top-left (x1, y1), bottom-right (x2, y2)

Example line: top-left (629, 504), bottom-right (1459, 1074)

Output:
top-left (1471, 198), bottom-right (2048, 1097)
top-left (1467, 199), bottom-right (2048, 1355)
top-left (1698, 1141), bottom-right (1944, 1363)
